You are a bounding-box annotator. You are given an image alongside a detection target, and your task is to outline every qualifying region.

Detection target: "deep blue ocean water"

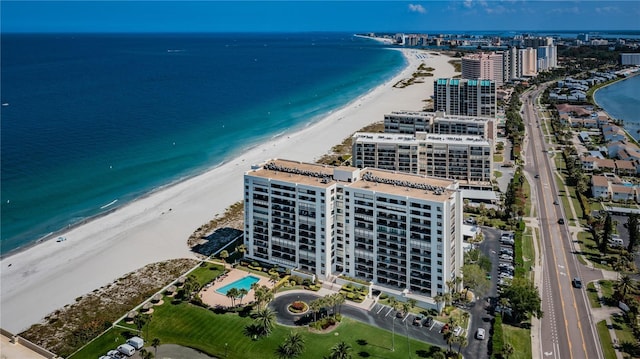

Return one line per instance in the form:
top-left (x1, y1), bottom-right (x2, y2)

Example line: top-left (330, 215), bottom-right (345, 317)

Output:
top-left (0, 33), bottom-right (405, 253)
top-left (594, 75), bottom-right (640, 139)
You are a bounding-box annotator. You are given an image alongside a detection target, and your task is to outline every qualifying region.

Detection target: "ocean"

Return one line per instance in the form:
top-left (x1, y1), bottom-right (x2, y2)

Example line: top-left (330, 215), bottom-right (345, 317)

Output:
top-left (0, 33), bottom-right (405, 254)
top-left (594, 75), bottom-right (640, 139)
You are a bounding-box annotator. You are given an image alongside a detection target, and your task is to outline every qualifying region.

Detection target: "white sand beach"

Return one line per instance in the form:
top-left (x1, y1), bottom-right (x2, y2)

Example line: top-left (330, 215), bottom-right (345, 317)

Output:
top-left (0, 49), bottom-right (458, 333)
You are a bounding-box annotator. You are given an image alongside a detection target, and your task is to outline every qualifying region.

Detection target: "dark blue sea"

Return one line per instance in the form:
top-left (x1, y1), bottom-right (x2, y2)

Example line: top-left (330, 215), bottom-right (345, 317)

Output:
top-left (594, 75), bottom-right (640, 140)
top-left (0, 33), bottom-right (405, 253)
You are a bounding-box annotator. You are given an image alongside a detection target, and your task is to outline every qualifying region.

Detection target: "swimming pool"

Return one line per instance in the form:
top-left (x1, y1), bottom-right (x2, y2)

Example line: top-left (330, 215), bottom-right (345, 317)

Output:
top-left (216, 275), bottom-right (260, 295)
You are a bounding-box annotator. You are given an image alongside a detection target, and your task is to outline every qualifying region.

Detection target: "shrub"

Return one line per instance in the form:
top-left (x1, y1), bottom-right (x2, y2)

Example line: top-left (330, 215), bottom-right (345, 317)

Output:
top-left (491, 314), bottom-right (504, 358)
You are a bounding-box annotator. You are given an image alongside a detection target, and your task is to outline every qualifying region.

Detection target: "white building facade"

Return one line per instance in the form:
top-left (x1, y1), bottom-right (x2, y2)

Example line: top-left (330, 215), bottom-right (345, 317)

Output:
top-left (244, 159), bottom-right (463, 303)
top-left (352, 133), bottom-right (493, 185)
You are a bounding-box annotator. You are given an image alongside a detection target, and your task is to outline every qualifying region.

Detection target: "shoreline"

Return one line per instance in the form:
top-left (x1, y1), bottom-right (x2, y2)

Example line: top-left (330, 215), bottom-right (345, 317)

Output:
top-left (591, 70), bottom-right (640, 112)
top-left (1, 46), bottom-right (406, 260)
top-left (0, 48), bottom-right (458, 333)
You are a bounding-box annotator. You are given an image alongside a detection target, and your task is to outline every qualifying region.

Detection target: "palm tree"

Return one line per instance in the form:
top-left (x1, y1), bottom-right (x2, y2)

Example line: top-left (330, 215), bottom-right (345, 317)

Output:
top-left (434, 294), bottom-right (445, 314)
top-left (252, 307), bottom-right (276, 337)
top-left (455, 334), bottom-right (468, 355)
top-left (236, 243), bottom-right (247, 257)
top-left (238, 288), bottom-right (249, 305)
top-left (138, 348), bottom-right (153, 359)
top-left (329, 341), bottom-right (352, 359)
top-left (281, 331), bottom-right (305, 358)
top-left (151, 338), bottom-right (160, 357)
top-left (443, 330), bottom-right (454, 353)
top-left (461, 311), bottom-right (470, 327)
top-left (219, 250), bottom-right (229, 265)
top-left (333, 293), bottom-right (346, 315)
top-left (270, 272), bottom-right (280, 285)
top-left (309, 299), bottom-right (322, 322)
top-left (227, 288), bottom-right (240, 306)
top-left (615, 275), bottom-right (635, 301)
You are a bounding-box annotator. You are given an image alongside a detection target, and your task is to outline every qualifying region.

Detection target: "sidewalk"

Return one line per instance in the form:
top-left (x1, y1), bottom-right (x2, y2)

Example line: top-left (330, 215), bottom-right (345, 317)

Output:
top-left (593, 282), bottom-right (625, 359)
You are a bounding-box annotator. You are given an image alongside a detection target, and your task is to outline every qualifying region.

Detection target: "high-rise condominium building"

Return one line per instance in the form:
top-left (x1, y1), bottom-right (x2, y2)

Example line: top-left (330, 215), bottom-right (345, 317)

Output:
top-left (434, 78), bottom-right (496, 117)
top-left (461, 52), bottom-right (504, 86)
top-left (518, 48), bottom-right (538, 77)
top-left (536, 45), bottom-right (558, 71)
top-left (501, 47), bottom-right (519, 83)
top-left (384, 111), bottom-right (495, 140)
top-left (352, 132), bottom-right (493, 185)
top-left (244, 159), bottom-right (462, 305)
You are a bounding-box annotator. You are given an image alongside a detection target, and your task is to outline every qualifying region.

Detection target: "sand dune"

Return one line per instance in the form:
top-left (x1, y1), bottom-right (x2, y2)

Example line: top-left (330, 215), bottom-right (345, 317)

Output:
top-left (0, 48), bottom-right (458, 333)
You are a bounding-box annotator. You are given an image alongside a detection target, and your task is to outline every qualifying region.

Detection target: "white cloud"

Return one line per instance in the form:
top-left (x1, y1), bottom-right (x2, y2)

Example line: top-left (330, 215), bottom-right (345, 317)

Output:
top-left (408, 4), bottom-right (427, 14)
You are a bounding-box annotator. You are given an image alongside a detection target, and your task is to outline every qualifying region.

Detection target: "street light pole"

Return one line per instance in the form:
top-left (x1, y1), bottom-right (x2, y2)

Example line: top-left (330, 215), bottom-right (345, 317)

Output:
top-left (405, 319), bottom-right (411, 359)
top-left (392, 316), bottom-right (396, 352)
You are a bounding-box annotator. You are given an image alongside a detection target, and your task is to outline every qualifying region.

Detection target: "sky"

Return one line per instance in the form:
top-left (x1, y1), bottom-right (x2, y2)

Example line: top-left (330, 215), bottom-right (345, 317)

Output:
top-left (2, 1), bottom-right (639, 33)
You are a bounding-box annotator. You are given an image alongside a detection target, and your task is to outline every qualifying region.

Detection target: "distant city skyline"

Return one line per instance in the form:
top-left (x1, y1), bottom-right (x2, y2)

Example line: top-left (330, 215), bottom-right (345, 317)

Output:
top-left (2, 1), bottom-right (639, 34)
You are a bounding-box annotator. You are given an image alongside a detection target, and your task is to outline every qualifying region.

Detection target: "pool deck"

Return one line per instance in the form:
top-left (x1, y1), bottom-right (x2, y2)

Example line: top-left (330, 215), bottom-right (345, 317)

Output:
top-left (199, 268), bottom-right (273, 308)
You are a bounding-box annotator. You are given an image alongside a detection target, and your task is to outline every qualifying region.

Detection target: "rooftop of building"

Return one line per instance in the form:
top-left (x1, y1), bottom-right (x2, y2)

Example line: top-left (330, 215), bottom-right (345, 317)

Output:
top-left (247, 159), bottom-right (457, 201)
top-left (347, 168), bottom-right (457, 201)
top-left (353, 132), bottom-right (490, 146)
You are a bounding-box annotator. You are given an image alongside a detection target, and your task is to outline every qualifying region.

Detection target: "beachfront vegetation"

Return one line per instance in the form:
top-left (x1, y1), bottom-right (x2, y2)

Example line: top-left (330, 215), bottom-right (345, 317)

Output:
top-left (20, 259), bottom-right (197, 357)
top-left (316, 121), bottom-right (384, 166)
top-left (188, 200), bottom-right (244, 249)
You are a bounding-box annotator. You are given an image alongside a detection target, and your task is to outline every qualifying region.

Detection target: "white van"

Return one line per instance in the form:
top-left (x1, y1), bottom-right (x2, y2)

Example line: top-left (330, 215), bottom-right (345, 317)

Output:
top-left (127, 336), bottom-right (144, 350)
top-left (117, 344), bottom-right (136, 357)
top-left (608, 238), bottom-right (624, 247)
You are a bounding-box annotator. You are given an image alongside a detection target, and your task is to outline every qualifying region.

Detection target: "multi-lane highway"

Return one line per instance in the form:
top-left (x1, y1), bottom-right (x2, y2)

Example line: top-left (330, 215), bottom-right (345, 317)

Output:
top-left (521, 86), bottom-right (603, 359)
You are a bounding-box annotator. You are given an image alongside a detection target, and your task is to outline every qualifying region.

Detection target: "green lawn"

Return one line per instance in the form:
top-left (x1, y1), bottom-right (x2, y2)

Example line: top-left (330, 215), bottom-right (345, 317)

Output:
top-left (576, 232), bottom-right (613, 271)
top-left (189, 262), bottom-right (226, 287)
top-left (611, 314), bottom-right (636, 345)
top-left (71, 300), bottom-right (441, 359)
top-left (494, 154), bottom-right (504, 163)
top-left (494, 171), bottom-right (503, 179)
top-left (596, 320), bottom-right (617, 359)
top-left (586, 282), bottom-right (601, 308)
top-left (503, 324), bottom-right (532, 359)
top-left (598, 281), bottom-right (615, 304)
top-left (521, 228), bottom-right (535, 278)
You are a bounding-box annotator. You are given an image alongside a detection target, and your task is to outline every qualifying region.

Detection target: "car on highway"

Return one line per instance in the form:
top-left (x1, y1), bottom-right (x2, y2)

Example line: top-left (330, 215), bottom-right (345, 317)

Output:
top-left (558, 218), bottom-right (565, 225)
top-left (572, 277), bottom-right (583, 289)
top-left (553, 200), bottom-right (559, 205)
top-left (534, 174), bottom-right (540, 178)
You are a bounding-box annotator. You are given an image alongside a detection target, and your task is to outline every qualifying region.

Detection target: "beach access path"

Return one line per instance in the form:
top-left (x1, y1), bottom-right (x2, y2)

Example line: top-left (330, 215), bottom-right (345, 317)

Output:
top-left (0, 49), bottom-right (458, 333)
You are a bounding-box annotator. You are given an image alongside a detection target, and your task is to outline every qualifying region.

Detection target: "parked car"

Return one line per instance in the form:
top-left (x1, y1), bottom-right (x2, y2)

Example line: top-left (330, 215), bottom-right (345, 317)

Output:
top-left (500, 254), bottom-right (514, 262)
top-left (413, 316), bottom-right (423, 326)
top-left (572, 277), bottom-right (582, 289)
top-left (476, 328), bottom-right (486, 340)
top-left (500, 248), bottom-right (514, 256)
top-left (423, 316), bottom-right (434, 327)
top-left (500, 237), bottom-right (515, 245)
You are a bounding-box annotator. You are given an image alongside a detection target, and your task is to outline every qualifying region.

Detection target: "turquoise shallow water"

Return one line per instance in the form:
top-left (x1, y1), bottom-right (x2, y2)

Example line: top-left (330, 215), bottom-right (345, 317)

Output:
top-left (217, 276), bottom-right (260, 295)
top-left (0, 33), bottom-right (405, 254)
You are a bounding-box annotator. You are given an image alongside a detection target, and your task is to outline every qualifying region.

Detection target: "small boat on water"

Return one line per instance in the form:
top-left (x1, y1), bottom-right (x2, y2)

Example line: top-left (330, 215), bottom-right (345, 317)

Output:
top-left (2, 103), bottom-right (9, 107)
